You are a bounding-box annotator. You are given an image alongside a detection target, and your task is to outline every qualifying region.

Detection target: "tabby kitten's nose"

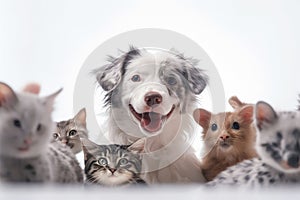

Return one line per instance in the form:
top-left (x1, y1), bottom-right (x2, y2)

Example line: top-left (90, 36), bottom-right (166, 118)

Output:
top-left (109, 168), bottom-right (117, 173)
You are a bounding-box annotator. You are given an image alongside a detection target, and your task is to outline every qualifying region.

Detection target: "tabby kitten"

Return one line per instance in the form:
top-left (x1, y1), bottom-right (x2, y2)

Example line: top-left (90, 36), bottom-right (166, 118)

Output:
top-left (209, 101), bottom-right (300, 187)
top-left (52, 108), bottom-right (88, 154)
top-left (193, 101), bottom-right (257, 181)
top-left (82, 138), bottom-right (146, 186)
top-left (0, 82), bottom-right (83, 183)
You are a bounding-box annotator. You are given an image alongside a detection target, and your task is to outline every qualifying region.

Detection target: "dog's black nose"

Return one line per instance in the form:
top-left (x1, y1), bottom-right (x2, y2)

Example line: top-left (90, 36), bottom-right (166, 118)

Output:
top-left (145, 93), bottom-right (162, 107)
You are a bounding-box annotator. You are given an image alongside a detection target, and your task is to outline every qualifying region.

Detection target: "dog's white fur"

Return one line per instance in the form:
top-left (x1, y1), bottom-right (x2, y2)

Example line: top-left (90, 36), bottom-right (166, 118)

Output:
top-left (96, 48), bottom-right (207, 183)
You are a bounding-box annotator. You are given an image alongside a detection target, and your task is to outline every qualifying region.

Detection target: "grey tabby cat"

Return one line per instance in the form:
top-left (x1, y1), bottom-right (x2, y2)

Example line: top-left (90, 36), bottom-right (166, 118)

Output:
top-left (52, 108), bottom-right (88, 154)
top-left (82, 138), bottom-right (146, 186)
top-left (208, 101), bottom-right (300, 187)
top-left (0, 82), bottom-right (83, 183)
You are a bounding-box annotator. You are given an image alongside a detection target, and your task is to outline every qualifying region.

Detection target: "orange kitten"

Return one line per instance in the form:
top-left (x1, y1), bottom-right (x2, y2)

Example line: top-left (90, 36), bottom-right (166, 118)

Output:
top-left (193, 97), bottom-right (257, 181)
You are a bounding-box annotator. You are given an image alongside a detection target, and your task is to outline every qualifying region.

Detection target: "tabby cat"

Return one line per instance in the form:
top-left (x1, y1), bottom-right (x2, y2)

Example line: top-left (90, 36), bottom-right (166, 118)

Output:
top-left (52, 108), bottom-right (88, 154)
top-left (0, 82), bottom-right (83, 183)
top-left (209, 101), bottom-right (300, 187)
top-left (82, 138), bottom-right (146, 186)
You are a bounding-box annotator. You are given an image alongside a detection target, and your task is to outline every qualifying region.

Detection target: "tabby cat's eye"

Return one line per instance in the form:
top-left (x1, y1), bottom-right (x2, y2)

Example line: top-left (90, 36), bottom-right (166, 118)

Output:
top-left (232, 122), bottom-right (240, 130)
top-left (119, 158), bottom-right (128, 165)
top-left (53, 133), bottom-right (60, 140)
top-left (99, 158), bottom-right (108, 166)
top-left (13, 119), bottom-right (21, 128)
top-left (68, 130), bottom-right (77, 136)
top-left (211, 123), bottom-right (218, 131)
top-left (131, 75), bottom-right (141, 82)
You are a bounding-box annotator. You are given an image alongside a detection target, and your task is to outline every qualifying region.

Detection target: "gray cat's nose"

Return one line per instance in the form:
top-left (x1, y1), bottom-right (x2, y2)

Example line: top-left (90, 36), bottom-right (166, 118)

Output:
top-left (287, 153), bottom-right (299, 168)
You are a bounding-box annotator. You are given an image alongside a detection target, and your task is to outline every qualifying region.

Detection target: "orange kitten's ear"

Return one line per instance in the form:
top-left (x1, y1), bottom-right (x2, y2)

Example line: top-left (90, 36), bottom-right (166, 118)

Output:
top-left (229, 96), bottom-right (244, 109)
top-left (255, 101), bottom-right (278, 130)
top-left (128, 138), bottom-right (145, 153)
top-left (193, 108), bottom-right (211, 129)
top-left (74, 108), bottom-right (86, 125)
top-left (42, 88), bottom-right (62, 112)
top-left (238, 105), bottom-right (254, 124)
top-left (0, 82), bottom-right (18, 108)
top-left (22, 83), bottom-right (40, 94)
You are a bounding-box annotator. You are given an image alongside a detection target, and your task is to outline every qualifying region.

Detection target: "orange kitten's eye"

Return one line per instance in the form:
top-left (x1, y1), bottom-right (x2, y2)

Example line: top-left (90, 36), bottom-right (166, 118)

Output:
top-left (211, 123), bottom-right (218, 131)
top-left (13, 119), bottom-right (21, 128)
top-left (68, 130), bottom-right (77, 136)
top-left (53, 133), bottom-right (60, 140)
top-left (232, 122), bottom-right (240, 130)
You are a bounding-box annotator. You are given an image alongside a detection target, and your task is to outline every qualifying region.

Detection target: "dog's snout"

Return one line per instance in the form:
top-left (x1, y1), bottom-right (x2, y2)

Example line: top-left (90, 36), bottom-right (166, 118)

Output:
top-left (144, 93), bottom-right (162, 107)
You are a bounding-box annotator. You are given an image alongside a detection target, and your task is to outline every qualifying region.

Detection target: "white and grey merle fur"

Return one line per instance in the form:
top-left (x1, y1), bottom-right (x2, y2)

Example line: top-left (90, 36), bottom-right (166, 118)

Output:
top-left (0, 82), bottom-right (83, 183)
top-left (82, 138), bottom-right (145, 186)
top-left (52, 108), bottom-right (88, 154)
top-left (208, 101), bottom-right (300, 187)
top-left (93, 47), bottom-right (207, 183)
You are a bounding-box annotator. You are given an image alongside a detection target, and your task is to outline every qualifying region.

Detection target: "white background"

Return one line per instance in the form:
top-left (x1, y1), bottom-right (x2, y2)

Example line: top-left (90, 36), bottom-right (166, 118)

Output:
top-left (1, 0), bottom-right (300, 197)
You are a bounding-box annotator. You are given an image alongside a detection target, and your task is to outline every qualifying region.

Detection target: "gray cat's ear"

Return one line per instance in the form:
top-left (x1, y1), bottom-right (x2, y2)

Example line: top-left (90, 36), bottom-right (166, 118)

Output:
top-left (128, 138), bottom-right (146, 153)
top-left (94, 46), bottom-right (141, 92)
top-left (22, 83), bottom-right (41, 94)
top-left (42, 88), bottom-right (62, 112)
top-left (0, 82), bottom-right (18, 108)
top-left (255, 101), bottom-right (278, 131)
top-left (74, 108), bottom-right (86, 126)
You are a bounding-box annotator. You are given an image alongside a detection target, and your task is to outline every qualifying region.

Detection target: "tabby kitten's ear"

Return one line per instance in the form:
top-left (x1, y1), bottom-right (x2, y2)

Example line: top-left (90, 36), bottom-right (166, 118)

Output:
top-left (128, 138), bottom-right (146, 153)
top-left (193, 108), bottom-right (211, 130)
top-left (74, 108), bottom-right (86, 126)
top-left (0, 82), bottom-right (18, 108)
top-left (42, 88), bottom-right (62, 112)
top-left (255, 101), bottom-right (278, 131)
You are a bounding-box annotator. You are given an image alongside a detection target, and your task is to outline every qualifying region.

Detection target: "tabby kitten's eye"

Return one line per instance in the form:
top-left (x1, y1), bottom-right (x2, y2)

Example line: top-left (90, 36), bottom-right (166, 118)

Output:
top-left (53, 133), bottom-right (60, 140)
top-left (119, 158), bottom-right (128, 165)
top-left (68, 130), bottom-right (77, 136)
top-left (232, 122), bottom-right (240, 130)
top-left (13, 119), bottom-right (21, 128)
top-left (37, 124), bottom-right (42, 131)
top-left (211, 123), bottom-right (218, 131)
top-left (99, 158), bottom-right (108, 166)
top-left (131, 75), bottom-right (141, 82)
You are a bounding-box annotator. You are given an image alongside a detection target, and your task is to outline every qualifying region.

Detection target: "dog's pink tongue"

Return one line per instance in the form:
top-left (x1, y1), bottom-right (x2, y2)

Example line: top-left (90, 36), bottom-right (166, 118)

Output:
top-left (141, 112), bottom-right (163, 133)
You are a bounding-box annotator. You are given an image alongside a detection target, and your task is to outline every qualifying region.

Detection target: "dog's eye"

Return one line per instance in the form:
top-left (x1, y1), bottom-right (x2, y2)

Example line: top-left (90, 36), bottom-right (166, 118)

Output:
top-left (232, 122), bottom-right (240, 130)
top-left (166, 77), bottom-right (177, 85)
top-left (131, 75), bottom-right (141, 82)
top-left (211, 123), bottom-right (218, 131)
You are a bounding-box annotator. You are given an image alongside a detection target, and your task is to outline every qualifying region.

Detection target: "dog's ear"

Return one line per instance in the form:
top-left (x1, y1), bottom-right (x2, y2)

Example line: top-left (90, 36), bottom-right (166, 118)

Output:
top-left (94, 46), bottom-right (141, 92)
top-left (187, 66), bottom-right (208, 94)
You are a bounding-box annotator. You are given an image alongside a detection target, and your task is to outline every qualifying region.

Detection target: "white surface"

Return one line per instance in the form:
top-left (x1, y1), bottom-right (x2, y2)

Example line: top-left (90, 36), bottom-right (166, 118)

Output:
top-left (1, 0), bottom-right (300, 197)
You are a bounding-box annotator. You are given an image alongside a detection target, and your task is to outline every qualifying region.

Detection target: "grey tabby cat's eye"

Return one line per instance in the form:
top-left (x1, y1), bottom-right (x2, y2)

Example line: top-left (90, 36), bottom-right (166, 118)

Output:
top-left (99, 158), bottom-right (108, 166)
top-left (119, 158), bottom-right (128, 165)
top-left (53, 133), bottom-right (60, 140)
top-left (68, 130), bottom-right (77, 137)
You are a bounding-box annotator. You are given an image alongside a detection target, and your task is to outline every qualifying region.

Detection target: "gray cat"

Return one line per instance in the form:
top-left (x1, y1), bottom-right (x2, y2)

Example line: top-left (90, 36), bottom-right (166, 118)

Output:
top-left (52, 108), bottom-right (88, 154)
top-left (0, 82), bottom-right (83, 183)
top-left (82, 138), bottom-right (146, 186)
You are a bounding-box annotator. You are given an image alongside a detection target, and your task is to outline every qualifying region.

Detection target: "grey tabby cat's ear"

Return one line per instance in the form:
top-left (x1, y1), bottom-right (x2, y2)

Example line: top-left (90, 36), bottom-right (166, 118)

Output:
top-left (93, 46), bottom-right (141, 92)
top-left (81, 138), bottom-right (98, 152)
top-left (42, 88), bottom-right (63, 112)
top-left (0, 82), bottom-right (18, 108)
top-left (128, 138), bottom-right (146, 153)
top-left (74, 108), bottom-right (86, 126)
top-left (255, 101), bottom-right (278, 131)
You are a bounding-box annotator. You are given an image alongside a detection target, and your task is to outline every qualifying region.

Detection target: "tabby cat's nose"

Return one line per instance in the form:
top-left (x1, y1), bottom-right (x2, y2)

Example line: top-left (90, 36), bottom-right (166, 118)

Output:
top-left (109, 168), bottom-right (117, 173)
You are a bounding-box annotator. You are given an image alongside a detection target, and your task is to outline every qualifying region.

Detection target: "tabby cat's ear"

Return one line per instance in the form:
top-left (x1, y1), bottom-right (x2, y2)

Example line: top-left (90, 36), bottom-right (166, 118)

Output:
top-left (0, 82), bottom-right (18, 108)
top-left (193, 108), bottom-right (211, 129)
top-left (22, 83), bottom-right (41, 94)
top-left (255, 101), bottom-right (278, 131)
top-left (128, 138), bottom-right (145, 153)
top-left (74, 108), bottom-right (86, 126)
top-left (42, 88), bottom-right (62, 112)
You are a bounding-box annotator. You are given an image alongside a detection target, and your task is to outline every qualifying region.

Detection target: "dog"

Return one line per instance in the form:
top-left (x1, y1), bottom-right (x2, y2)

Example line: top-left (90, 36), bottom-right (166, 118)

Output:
top-left (94, 47), bottom-right (208, 183)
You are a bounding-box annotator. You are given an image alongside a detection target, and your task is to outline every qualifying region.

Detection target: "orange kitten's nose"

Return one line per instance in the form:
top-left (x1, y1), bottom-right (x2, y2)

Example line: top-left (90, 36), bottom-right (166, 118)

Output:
top-left (220, 134), bottom-right (230, 141)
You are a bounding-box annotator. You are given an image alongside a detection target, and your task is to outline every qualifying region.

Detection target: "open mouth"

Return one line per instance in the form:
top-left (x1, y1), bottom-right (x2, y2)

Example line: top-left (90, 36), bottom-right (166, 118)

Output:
top-left (129, 104), bottom-right (175, 133)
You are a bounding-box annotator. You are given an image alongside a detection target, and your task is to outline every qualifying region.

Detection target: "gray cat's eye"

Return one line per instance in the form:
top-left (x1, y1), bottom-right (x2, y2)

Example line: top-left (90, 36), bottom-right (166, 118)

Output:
top-left (119, 158), bottom-right (128, 165)
top-left (211, 123), bottom-right (218, 131)
top-left (68, 130), bottom-right (77, 137)
top-left (99, 158), bottom-right (108, 166)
